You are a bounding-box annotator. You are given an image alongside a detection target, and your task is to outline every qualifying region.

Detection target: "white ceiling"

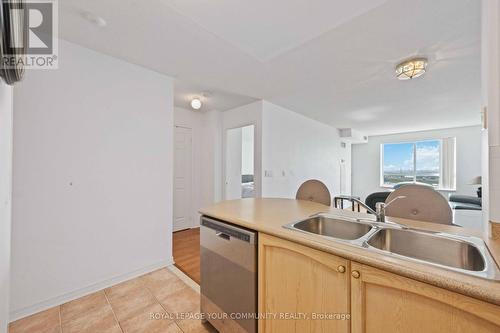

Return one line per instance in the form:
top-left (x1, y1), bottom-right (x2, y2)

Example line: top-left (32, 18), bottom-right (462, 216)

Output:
top-left (174, 79), bottom-right (256, 112)
top-left (165, 0), bottom-right (388, 62)
top-left (59, 0), bottom-right (481, 135)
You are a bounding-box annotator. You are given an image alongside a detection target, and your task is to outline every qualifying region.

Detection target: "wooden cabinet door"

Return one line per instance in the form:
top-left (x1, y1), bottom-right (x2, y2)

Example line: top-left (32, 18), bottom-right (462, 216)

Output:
top-left (350, 262), bottom-right (500, 333)
top-left (258, 233), bottom-right (350, 333)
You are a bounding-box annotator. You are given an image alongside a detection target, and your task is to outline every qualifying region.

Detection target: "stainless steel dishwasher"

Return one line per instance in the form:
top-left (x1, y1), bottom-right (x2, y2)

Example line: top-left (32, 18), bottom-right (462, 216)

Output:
top-left (200, 216), bottom-right (257, 333)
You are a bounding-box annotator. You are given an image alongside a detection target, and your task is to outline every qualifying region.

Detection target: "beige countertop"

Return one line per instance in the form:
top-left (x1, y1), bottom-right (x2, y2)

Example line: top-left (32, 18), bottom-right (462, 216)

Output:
top-left (200, 198), bottom-right (500, 306)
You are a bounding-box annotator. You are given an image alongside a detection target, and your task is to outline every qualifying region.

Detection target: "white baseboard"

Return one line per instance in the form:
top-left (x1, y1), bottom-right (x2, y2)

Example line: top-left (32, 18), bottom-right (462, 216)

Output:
top-left (168, 265), bottom-right (199, 293)
top-left (9, 259), bottom-right (173, 322)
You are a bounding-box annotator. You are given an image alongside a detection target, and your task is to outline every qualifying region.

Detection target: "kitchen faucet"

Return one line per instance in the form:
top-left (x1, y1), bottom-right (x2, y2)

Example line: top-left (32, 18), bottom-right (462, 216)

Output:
top-left (350, 196), bottom-right (406, 222)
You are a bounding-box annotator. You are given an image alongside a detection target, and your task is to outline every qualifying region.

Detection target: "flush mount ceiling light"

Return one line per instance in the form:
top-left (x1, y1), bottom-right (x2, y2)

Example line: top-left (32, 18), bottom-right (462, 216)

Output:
top-left (395, 58), bottom-right (428, 80)
top-left (191, 98), bottom-right (202, 110)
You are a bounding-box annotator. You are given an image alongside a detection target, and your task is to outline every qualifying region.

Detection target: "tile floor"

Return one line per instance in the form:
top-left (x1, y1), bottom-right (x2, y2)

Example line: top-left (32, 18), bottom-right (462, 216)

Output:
top-left (9, 268), bottom-right (216, 333)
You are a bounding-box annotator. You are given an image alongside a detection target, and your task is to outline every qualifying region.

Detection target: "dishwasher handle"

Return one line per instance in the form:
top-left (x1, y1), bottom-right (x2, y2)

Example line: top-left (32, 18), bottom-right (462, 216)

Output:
top-left (201, 216), bottom-right (257, 244)
top-left (216, 231), bottom-right (231, 241)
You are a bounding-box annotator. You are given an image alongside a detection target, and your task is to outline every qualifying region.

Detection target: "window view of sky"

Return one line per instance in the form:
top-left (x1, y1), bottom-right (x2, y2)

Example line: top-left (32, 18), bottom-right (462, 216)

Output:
top-left (416, 141), bottom-right (440, 173)
top-left (383, 140), bottom-right (440, 186)
top-left (383, 142), bottom-right (413, 172)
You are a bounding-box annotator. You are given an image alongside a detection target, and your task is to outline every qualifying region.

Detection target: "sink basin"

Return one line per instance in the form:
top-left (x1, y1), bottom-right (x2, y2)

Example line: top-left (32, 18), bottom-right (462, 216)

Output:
top-left (288, 215), bottom-right (373, 240)
top-left (367, 228), bottom-right (485, 271)
top-left (284, 214), bottom-right (500, 279)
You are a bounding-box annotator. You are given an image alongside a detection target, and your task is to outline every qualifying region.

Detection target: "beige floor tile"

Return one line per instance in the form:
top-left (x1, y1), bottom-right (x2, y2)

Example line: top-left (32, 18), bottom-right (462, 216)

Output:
top-left (120, 304), bottom-right (181, 333)
top-left (9, 306), bottom-right (61, 333)
top-left (161, 287), bottom-right (200, 315)
top-left (105, 277), bottom-right (144, 299)
top-left (151, 268), bottom-right (178, 279)
top-left (175, 319), bottom-right (217, 333)
top-left (142, 271), bottom-right (187, 302)
top-left (106, 286), bottom-right (157, 322)
top-left (60, 291), bottom-right (109, 324)
top-left (141, 269), bottom-right (177, 285)
top-left (10, 270), bottom-right (207, 333)
top-left (61, 302), bottom-right (119, 333)
top-left (64, 323), bottom-right (122, 333)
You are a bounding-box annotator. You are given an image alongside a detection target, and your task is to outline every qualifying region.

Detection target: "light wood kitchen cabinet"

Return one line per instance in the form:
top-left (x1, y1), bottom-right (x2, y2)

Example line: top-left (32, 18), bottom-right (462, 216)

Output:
top-left (350, 262), bottom-right (500, 333)
top-left (258, 233), bottom-right (350, 333)
top-left (258, 233), bottom-right (500, 333)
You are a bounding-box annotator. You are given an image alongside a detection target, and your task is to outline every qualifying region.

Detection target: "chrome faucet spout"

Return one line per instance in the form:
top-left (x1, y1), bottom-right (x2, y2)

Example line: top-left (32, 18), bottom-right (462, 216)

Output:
top-left (385, 195), bottom-right (407, 208)
top-left (347, 196), bottom-right (406, 222)
top-left (375, 196), bottom-right (406, 222)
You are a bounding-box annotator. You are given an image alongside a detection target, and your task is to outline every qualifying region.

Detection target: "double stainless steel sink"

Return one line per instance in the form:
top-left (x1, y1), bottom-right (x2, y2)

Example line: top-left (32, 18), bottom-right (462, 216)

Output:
top-left (284, 213), bottom-right (500, 280)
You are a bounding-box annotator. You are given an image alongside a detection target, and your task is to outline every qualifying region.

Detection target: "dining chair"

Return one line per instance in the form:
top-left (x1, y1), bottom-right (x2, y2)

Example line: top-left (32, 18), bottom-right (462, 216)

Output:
top-left (296, 179), bottom-right (331, 206)
top-left (384, 184), bottom-right (453, 225)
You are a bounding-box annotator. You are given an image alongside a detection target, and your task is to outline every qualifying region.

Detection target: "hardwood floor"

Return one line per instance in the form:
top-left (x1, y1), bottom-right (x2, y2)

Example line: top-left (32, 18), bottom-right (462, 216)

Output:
top-left (173, 228), bottom-right (200, 284)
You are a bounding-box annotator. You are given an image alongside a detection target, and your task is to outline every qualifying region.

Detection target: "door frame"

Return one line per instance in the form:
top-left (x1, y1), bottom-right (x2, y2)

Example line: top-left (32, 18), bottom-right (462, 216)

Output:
top-left (173, 124), bottom-right (195, 231)
top-left (222, 122), bottom-right (257, 200)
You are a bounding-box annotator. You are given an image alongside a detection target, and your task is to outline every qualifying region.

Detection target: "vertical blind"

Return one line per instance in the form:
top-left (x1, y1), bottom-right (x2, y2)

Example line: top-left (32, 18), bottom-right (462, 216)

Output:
top-left (441, 137), bottom-right (456, 190)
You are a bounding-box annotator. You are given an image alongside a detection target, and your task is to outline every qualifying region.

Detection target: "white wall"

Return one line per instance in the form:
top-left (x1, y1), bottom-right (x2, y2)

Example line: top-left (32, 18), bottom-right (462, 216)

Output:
top-left (201, 110), bottom-right (223, 204)
top-left (482, 0), bottom-right (500, 229)
top-left (352, 126), bottom-right (482, 201)
top-left (11, 40), bottom-right (174, 320)
top-left (225, 127), bottom-right (243, 199)
top-left (261, 101), bottom-right (351, 200)
top-left (0, 82), bottom-right (13, 333)
top-left (482, 129), bottom-right (490, 233)
top-left (222, 101), bottom-right (263, 198)
top-left (241, 125), bottom-right (254, 175)
top-left (211, 100), bottom-right (352, 203)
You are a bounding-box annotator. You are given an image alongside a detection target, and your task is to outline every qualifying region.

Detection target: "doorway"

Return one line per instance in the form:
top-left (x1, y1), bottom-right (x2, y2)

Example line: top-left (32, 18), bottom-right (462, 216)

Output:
top-left (224, 125), bottom-right (255, 200)
top-left (173, 126), bottom-right (193, 232)
top-left (173, 125), bottom-right (201, 283)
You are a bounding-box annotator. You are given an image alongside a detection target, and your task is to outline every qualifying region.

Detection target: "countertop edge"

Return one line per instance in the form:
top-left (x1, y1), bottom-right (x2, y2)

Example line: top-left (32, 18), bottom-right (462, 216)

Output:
top-left (254, 224), bottom-right (500, 306)
top-left (199, 200), bottom-right (500, 306)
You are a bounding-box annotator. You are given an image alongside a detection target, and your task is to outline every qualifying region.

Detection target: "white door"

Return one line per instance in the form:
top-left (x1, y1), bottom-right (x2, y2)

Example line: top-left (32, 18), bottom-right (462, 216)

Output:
top-left (225, 127), bottom-right (243, 200)
top-left (173, 126), bottom-right (193, 231)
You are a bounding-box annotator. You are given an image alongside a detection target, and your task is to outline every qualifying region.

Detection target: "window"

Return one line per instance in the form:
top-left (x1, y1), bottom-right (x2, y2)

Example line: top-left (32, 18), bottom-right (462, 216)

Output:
top-left (381, 138), bottom-right (456, 190)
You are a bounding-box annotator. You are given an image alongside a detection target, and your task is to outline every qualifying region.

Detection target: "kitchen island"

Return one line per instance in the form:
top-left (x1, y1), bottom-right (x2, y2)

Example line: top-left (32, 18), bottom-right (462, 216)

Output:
top-left (200, 198), bottom-right (500, 333)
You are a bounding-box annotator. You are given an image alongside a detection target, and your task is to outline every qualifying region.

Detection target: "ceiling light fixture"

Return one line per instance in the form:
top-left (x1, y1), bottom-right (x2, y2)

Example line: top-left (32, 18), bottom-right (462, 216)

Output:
top-left (191, 98), bottom-right (202, 110)
top-left (82, 12), bottom-right (107, 27)
top-left (395, 58), bottom-right (427, 80)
